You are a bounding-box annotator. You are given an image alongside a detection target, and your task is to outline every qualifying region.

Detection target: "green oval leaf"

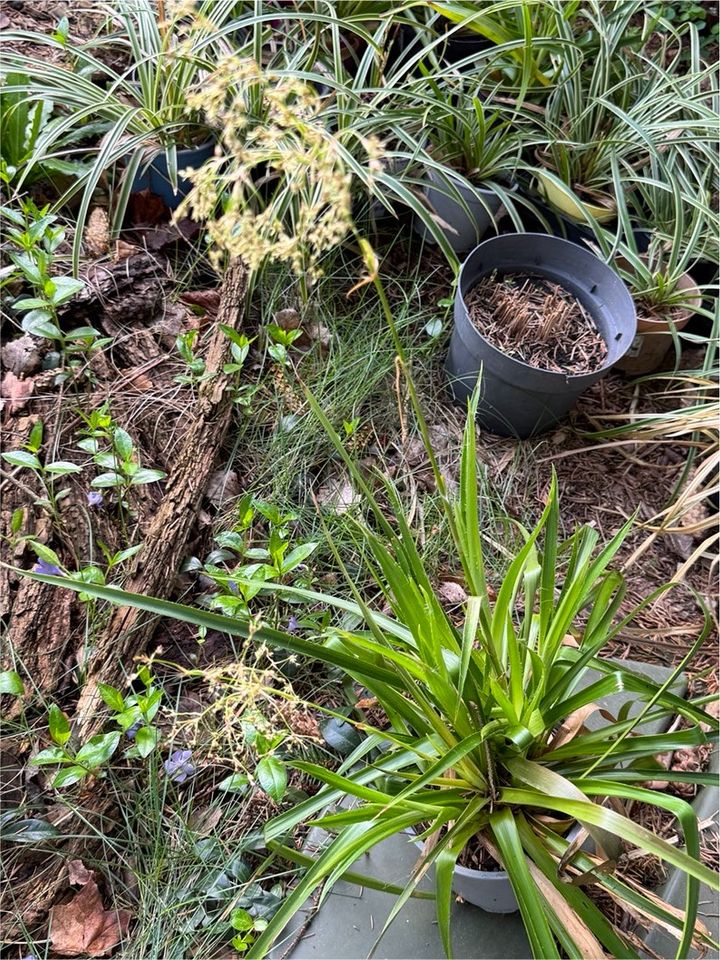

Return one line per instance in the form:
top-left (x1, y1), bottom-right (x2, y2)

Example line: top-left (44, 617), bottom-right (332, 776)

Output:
top-left (134, 726), bottom-right (158, 758)
top-left (0, 670), bottom-right (24, 695)
top-left (255, 756), bottom-right (287, 804)
top-left (97, 682), bottom-right (125, 713)
top-left (2, 818), bottom-right (61, 843)
top-left (49, 704), bottom-right (71, 746)
top-left (52, 765), bottom-right (88, 789)
top-left (218, 773), bottom-right (251, 795)
top-left (2, 451), bottom-right (41, 470)
top-left (75, 731), bottom-right (120, 769)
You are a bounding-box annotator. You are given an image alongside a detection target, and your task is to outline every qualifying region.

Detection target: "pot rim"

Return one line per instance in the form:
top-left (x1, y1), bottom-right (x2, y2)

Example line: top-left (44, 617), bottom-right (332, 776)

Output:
top-left (409, 821), bottom-right (583, 881)
top-left (137, 135), bottom-right (216, 163)
top-left (407, 830), bottom-right (509, 881)
top-left (457, 233), bottom-right (634, 382)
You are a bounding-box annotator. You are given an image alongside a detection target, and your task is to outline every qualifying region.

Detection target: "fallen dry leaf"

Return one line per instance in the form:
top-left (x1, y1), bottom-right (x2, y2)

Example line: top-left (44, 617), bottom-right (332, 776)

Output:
top-left (316, 474), bottom-right (359, 513)
top-left (180, 289), bottom-right (222, 319)
top-left (50, 875), bottom-right (131, 957)
top-left (67, 860), bottom-right (94, 887)
top-left (1, 334), bottom-right (44, 377)
top-left (122, 368), bottom-right (154, 391)
top-left (205, 469), bottom-right (241, 508)
top-left (113, 239), bottom-right (141, 262)
top-left (275, 307), bottom-right (301, 330)
top-left (1, 371), bottom-right (35, 414)
top-left (305, 320), bottom-right (332, 350)
top-left (437, 581), bottom-right (467, 606)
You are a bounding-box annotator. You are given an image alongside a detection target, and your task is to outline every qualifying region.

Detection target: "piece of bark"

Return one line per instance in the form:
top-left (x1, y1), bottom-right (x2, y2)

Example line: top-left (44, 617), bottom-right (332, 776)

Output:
top-left (73, 259), bottom-right (248, 735)
top-left (72, 252), bottom-right (172, 329)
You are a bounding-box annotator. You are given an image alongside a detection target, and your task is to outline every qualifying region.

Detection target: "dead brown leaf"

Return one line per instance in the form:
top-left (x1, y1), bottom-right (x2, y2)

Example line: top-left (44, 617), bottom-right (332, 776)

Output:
top-left (1, 371), bottom-right (34, 414)
top-left (316, 474), bottom-right (359, 513)
top-left (114, 240), bottom-right (141, 262)
top-left (180, 289), bottom-right (222, 319)
top-left (67, 860), bottom-right (95, 887)
top-left (550, 703), bottom-right (600, 749)
top-left (305, 321), bottom-right (332, 351)
top-left (205, 469), bottom-right (241, 508)
top-left (274, 307), bottom-right (300, 330)
top-left (437, 581), bottom-right (468, 606)
top-left (1, 334), bottom-right (44, 377)
top-left (50, 875), bottom-right (130, 957)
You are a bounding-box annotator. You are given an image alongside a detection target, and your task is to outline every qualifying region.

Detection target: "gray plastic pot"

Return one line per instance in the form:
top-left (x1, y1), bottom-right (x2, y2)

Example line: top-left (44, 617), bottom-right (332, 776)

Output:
top-left (407, 831), bottom-right (517, 913)
top-left (415, 168), bottom-right (512, 254)
top-left (450, 860), bottom-right (518, 913)
top-left (447, 234), bottom-right (636, 438)
top-left (410, 819), bottom-right (585, 914)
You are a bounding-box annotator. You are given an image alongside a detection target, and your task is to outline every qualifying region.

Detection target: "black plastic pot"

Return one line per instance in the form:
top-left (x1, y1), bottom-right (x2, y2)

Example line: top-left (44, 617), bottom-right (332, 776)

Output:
top-left (447, 234), bottom-right (637, 438)
top-left (132, 139), bottom-right (215, 210)
top-left (439, 28), bottom-right (494, 65)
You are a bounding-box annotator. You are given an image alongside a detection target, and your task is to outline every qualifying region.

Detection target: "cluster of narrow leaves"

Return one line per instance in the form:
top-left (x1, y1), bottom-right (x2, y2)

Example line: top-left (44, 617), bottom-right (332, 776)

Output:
top-left (23, 394), bottom-right (720, 959)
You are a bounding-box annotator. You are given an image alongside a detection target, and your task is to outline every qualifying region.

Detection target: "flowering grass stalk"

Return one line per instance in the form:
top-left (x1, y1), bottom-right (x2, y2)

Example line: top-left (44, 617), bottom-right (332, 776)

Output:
top-left (177, 56), bottom-right (382, 300)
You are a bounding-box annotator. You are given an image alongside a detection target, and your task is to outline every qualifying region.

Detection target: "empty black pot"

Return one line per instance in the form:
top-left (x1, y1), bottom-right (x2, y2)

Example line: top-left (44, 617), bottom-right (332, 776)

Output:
top-left (447, 234), bottom-right (637, 438)
top-left (132, 139), bottom-right (215, 210)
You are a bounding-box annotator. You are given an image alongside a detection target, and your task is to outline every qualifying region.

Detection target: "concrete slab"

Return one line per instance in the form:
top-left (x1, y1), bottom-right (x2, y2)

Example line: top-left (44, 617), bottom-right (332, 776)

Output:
top-left (273, 828), bottom-right (531, 959)
top-left (275, 659), bottom-right (687, 960)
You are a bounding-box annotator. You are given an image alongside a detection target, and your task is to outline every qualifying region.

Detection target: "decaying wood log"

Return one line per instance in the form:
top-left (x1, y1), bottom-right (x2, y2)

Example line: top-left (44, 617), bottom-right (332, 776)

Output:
top-left (73, 259), bottom-right (248, 735)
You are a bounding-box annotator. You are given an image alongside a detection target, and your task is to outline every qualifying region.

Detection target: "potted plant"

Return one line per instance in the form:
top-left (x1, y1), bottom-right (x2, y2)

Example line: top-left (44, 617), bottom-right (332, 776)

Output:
top-left (426, 0), bottom-right (557, 83)
top-left (26, 388), bottom-right (719, 959)
top-left (1, 0), bottom-right (243, 269)
top-left (529, 6), bottom-right (716, 226)
top-left (413, 81), bottom-right (522, 254)
top-left (231, 396), bottom-right (718, 960)
top-left (590, 164), bottom-right (709, 376)
top-left (446, 233), bottom-right (636, 437)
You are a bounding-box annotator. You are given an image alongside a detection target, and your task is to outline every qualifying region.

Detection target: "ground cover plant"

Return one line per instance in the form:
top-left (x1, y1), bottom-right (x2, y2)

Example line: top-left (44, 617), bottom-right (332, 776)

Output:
top-left (1, 2), bottom-right (718, 959)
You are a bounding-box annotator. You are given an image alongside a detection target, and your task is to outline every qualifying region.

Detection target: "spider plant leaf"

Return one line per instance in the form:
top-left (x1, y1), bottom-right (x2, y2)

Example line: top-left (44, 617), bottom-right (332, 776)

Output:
top-left (500, 788), bottom-right (719, 889)
top-left (490, 807), bottom-right (559, 959)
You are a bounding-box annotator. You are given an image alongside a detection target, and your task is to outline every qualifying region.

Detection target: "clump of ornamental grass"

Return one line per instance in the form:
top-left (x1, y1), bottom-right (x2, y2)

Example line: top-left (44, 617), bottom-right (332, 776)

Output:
top-left (177, 56), bottom-right (383, 292)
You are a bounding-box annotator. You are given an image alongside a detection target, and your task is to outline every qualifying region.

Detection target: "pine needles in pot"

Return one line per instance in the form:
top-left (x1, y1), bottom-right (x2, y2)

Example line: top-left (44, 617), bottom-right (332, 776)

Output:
top-left (464, 271), bottom-right (607, 375)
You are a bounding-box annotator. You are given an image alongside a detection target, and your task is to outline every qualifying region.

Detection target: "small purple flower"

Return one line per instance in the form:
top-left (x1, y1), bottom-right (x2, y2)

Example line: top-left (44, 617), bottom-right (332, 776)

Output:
top-left (87, 491), bottom-right (104, 508)
top-left (164, 749), bottom-right (196, 783)
top-left (33, 559), bottom-right (62, 576)
top-left (287, 615), bottom-right (299, 633)
top-left (125, 721), bottom-right (141, 741)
